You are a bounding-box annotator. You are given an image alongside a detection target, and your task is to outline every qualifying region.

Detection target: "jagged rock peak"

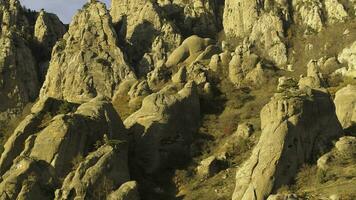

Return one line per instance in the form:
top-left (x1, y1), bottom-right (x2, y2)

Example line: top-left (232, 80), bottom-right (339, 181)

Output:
top-left (39, 1), bottom-right (136, 103)
top-left (34, 9), bottom-right (66, 52)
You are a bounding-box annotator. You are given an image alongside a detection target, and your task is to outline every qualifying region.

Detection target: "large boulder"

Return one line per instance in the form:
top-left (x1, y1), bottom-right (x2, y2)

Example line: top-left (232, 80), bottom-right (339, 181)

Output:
top-left (124, 82), bottom-right (200, 174)
top-left (0, 156), bottom-right (56, 200)
top-left (0, 96), bottom-right (128, 177)
top-left (40, 1), bottom-right (135, 102)
top-left (232, 87), bottom-right (343, 200)
top-left (165, 35), bottom-right (214, 68)
top-left (55, 144), bottom-right (130, 200)
top-left (334, 85), bottom-right (356, 131)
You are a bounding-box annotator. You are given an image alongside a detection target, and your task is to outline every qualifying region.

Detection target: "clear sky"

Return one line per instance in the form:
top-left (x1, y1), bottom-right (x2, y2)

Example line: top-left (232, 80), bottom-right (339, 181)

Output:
top-left (20, 0), bottom-right (111, 24)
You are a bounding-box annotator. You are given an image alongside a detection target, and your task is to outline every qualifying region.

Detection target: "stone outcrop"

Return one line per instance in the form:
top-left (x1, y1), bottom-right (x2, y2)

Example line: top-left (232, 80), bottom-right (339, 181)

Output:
top-left (229, 43), bottom-right (274, 87)
top-left (334, 85), bottom-right (356, 131)
top-left (55, 144), bottom-right (130, 200)
top-left (337, 41), bottom-right (356, 77)
top-left (0, 156), bottom-right (56, 200)
top-left (0, 96), bottom-right (128, 177)
top-left (158, 0), bottom-right (221, 37)
top-left (232, 87), bottom-right (343, 200)
top-left (107, 181), bottom-right (140, 200)
top-left (0, 0), bottom-right (39, 121)
top-left (293, 0), bottom-right (324, 32)
top-left (124, 82), bottom-right (200, 174)
top-left (165, 35), bottom-right (215, 68)
top-left (34, 10), bottom-right (66, 53)
top-left (110, 0), bottom-right (182, 75)
top-left (40, 1), bottom-right (135, 102)
top-left (223, 0), bottom-right (288, 66)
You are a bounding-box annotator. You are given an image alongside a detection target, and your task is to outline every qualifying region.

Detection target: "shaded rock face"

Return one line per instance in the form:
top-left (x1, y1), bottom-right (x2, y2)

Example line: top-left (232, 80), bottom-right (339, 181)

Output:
top-left (40, 1), bottom-right (135, 103)
top-left (34, 10), bottom-right (66, 54)
top-left (334, 85), bottom-right (356, 131)
top-left (0, 96), bottom-right (129, 199)
top-left (55, 144), bottom-right (130, 200)
top-left (0, 156), bottom-right (56, 200)
top-left (34, 10), bottom-right (66, 82)
top-left (158, 0), bottom-right (221, 37)
top-left (110, 0), bottom-right (182, 75)
top-left (232, 88), bottom-right (343, 200)
top-left (0, 0), bottom-right (39, 121)
top-left (0, 96), bottom-right (128, 178)
top-left (124, 82), bottom-right (200, 174)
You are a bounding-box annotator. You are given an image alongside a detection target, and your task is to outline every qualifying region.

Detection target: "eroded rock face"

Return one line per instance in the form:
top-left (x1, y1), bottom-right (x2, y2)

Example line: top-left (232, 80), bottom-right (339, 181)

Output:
top-left (0, 156), bottom-right (56, 200)
top-left (40, 1), bottom-right (135, 102)
top-left (34, 10), bottom-right (66, 53)
top-left (232, 88), bottom-right (343, 200)
top-left (55, 144), bottom-right (130, 200)
top-left (0, 96), bottom-right (128, 177)
top-left (110, 0), bottom-right (182, 74)
top-left (338, 41), bottom-right (356, 77)
top-left (0, 0), bottom-right (39, 121)
top-left (223, 0), bottom-right (288, 66)
top-left (124, 82), bottom-right (200, 174)
top-left (158, 0), bottom-right (221, 37)
top-left (293, 0), bottom-right (324, 32)
top-left (334, 85), bottom-right (356, 131)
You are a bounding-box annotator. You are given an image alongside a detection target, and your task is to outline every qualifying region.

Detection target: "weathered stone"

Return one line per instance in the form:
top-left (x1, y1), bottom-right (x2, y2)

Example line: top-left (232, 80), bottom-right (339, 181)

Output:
top-left (232, 88), bottom-right (343, 200)
top-left (124, 82), bottom-right (200, 174)
top-left (107, 181), bottom-right (140, 200)
top-left (40, 1), bottom-right (135, 102)
top-left (34, 10), bottom-right (66, 53)
top-left (197, 155), bottom-right (228, 178)
top-left (0, 0), bottom-right (39, 122)
top-left (338, 41), bottom-right (356, 77)
top-left (0, 96), bottom-right (127, 177)
top-left (334, 85), bottom-right (356, 130)
top-left (165, 35), bottom-right (214, 68)
top-left (55, 144), bottom-right (130, 200)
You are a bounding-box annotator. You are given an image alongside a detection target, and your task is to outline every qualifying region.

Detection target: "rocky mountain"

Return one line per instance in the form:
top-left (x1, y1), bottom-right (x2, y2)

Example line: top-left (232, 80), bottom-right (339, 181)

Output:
top-left (0, 0), bottom-right (356, 199)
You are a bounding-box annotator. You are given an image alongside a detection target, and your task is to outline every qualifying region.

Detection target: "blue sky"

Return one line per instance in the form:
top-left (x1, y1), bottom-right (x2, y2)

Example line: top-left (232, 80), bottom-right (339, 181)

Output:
top-left (20, 0), bottom-right (111, 24)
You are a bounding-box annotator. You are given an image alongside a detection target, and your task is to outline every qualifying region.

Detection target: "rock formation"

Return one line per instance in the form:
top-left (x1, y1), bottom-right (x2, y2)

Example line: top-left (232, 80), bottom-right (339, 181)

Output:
top-left (40, 1), bottom-right (135, 102)
top-left (0, 0), bottom-right (39, 121)
top-left (232, 87), bottom-right (343, 200)
top-left (110, 0), bottom-right (182, 76)
top-left (34, 9), bottom-right (66, 53)
top-left (55, 144), bottom-right (130, 200)
top-left (124, 82), bottom-right (200, 174)
top-left (223, 0), bottom-right (288, 66)
top-left (334, 84), bottom-right (356, 131)
top-left (338, 41), bottom-right (356, 77)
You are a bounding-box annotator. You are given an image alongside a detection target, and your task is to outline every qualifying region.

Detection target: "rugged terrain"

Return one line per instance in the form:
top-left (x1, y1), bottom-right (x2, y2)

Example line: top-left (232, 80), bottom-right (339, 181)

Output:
top-left (0, 0), bottom-right (356, 199)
